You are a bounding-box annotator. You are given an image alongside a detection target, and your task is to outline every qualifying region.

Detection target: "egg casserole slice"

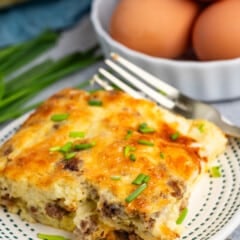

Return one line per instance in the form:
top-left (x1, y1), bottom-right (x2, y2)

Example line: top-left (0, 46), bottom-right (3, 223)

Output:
top-left (0, 88), bottom-right (227, 240)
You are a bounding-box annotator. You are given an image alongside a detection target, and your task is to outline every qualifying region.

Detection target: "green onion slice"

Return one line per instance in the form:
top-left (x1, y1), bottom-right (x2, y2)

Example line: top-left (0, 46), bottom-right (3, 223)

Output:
top-left (125, 183), bottom-right (147, 203)
top-left (170, 132), bottom-right (180, 141)
top-left (59, 142), bottom-right (73, 153)
top-left (65, 152), bottom-right (76, 160)
top-left (88, 99), bottom-right (102, 106)
top-left (159, 89), bottom-right (167, 96)
top-left (110, 176), bottom-right (121, 181)
top-left (132, 174), bottom-right (146, 185)
top-left (51, 113), bottom-right (69, 122)
top-left (69, 131), bottom-right (85, 138)
top-left (125, 130), bottom-right (133, 140)
top-left (209, 166), bottom-right (221, 178)
top-left (74, 142), bottom-right (96, 151)
top-left (176, 208), bottom-right (188, 225)
top-left (138, 139), bottom-right (154, 146)
top-left (37, 233), bottom-right (70, 240)
top-left (138, 123), bottom-right (155, 133)
top-left (129, 153), bottom-right (136, 162)
top-left (198, 123), bottom-right (205, 133)
top-left (132, 174), bottom-right (150, 185)
top-left (139, 123), bottom-right (147, 129)
top-left (49, 142), bottom-right (73, 154)
top-left (160, 152), bottom-right (165, 159)
top-left (123, 145), bottom-right (136, 157)
top-left (49, 146), bottom-right (61, 152)
top-left (143, 175), bottom-right (150, 183)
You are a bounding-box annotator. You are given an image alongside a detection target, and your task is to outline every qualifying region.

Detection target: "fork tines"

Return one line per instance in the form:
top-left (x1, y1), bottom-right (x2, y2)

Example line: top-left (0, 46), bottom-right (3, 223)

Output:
top-left (93, 52), bottom-right (240, 137)
top-left (94, 53), bottom-right (175, 110)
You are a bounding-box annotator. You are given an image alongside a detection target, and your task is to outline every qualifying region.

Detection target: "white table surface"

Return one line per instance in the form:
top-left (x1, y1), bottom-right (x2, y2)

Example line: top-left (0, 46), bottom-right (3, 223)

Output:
top-left (2, 15), bottom-right (240, 239)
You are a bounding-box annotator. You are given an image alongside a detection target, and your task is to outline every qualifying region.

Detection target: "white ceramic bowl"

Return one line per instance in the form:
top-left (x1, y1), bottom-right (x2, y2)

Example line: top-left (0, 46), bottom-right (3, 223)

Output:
top-left (91, 0), bottom-right (240, 102)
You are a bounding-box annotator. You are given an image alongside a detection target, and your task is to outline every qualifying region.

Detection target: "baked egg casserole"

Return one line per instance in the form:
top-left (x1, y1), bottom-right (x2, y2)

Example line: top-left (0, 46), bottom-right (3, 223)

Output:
top-left (0, 88), bottom-right (227, 240)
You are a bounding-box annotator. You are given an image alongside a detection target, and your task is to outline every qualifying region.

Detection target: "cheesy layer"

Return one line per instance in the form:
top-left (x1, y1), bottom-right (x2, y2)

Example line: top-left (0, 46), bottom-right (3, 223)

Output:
top-left (0, 89), bottom-right (227, 240)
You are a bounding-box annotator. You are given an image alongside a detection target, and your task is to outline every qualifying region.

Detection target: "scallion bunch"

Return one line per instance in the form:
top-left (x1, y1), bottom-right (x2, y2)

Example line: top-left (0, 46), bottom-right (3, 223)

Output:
top-left (0, 30), bottom-right (102, 123)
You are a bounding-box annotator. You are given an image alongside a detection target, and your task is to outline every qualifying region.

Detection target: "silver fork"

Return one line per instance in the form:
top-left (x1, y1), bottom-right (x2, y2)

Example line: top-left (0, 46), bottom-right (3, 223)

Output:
top-left (93, 53), bottom-right (240, 138)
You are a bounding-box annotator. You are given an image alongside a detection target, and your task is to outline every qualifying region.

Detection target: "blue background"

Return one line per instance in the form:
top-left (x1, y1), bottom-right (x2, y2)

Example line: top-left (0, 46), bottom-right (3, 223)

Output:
top-left (0, 0), bottom-right (92, 47)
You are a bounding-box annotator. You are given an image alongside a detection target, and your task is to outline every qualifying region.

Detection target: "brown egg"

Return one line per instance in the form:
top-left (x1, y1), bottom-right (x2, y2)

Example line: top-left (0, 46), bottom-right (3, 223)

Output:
top-left (193, 0), bottom-right (240, 61)
top-left (110, 0), bottom-right (200, 59)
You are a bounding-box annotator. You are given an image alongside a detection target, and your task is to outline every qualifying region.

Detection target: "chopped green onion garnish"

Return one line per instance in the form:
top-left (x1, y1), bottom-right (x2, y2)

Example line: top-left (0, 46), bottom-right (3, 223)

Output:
top-left (88, 99), bottom-right (102, 106)
top-left (140, 128), bottom-right (155, 134)
top-left (198, 123), bottom-right (205, 133)
top-left (209, 166), bottom-right (221, 178)
top-left (170, 132), bottom-right (180, 141)
top-left (132, 174), bottom-right (150, 185)
top-left (159, 89), bottom-right (167, 96)
top-left (138, 123), bottom-right (155, 133)
top-left (139, 123), bottom-right (147, 129)
top-left (132, 174), bottom-right (147, 185)
top-left (125, 183), bottom-right (147, 203)
top-left (176, 208), bottom-right (188, 225)
top-left (37, 233), bottom-right (70, 240)
top-left (138, 139), bottom-right (154, 146)
top-left (129, 153), bottom-right (136, 162)
top-left (65, 152), bottom-right (76, 160)
top-left (49, 146), bottom-right (61, 152)
top-left (160, 152), bottom-right (165, 159)
top-left (59, 142), bottom-right (73, 153)
top-left (74, 142), bottom-right (96, 150)
top-left (69, 131), bottom-right (85, 138)
top-left (51, 113), bottom-right (69, 122)
top-left (50, 142), bottom-right (74, 155)
top-left (123, 145), bottom-right (136, 157)
top-left (110, 176), bottom-right (121, 181)
top-left (125, 130), bottom-right (133, 140)
top-left (143, 175), bottom-right (150, 183)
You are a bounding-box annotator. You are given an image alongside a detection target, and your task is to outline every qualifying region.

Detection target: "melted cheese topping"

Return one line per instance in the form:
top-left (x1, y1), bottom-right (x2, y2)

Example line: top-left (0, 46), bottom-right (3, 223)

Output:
top-left (0, 89), bottom-right (227, 239)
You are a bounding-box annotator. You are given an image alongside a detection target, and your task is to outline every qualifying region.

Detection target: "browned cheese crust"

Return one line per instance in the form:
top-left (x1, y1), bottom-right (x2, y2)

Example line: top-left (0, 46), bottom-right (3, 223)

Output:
top-left (0, 88), bottom-right (227, 240)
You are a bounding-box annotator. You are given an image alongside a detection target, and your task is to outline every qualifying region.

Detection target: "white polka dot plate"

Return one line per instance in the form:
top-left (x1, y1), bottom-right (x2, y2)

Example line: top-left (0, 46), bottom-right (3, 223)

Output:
top-left (0, 114), bottom-right (240, 240)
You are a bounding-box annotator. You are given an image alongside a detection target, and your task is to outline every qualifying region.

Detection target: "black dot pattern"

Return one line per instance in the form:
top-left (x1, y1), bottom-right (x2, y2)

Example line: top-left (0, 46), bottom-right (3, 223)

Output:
top-left (182, 138), bottom-right (240, 239)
